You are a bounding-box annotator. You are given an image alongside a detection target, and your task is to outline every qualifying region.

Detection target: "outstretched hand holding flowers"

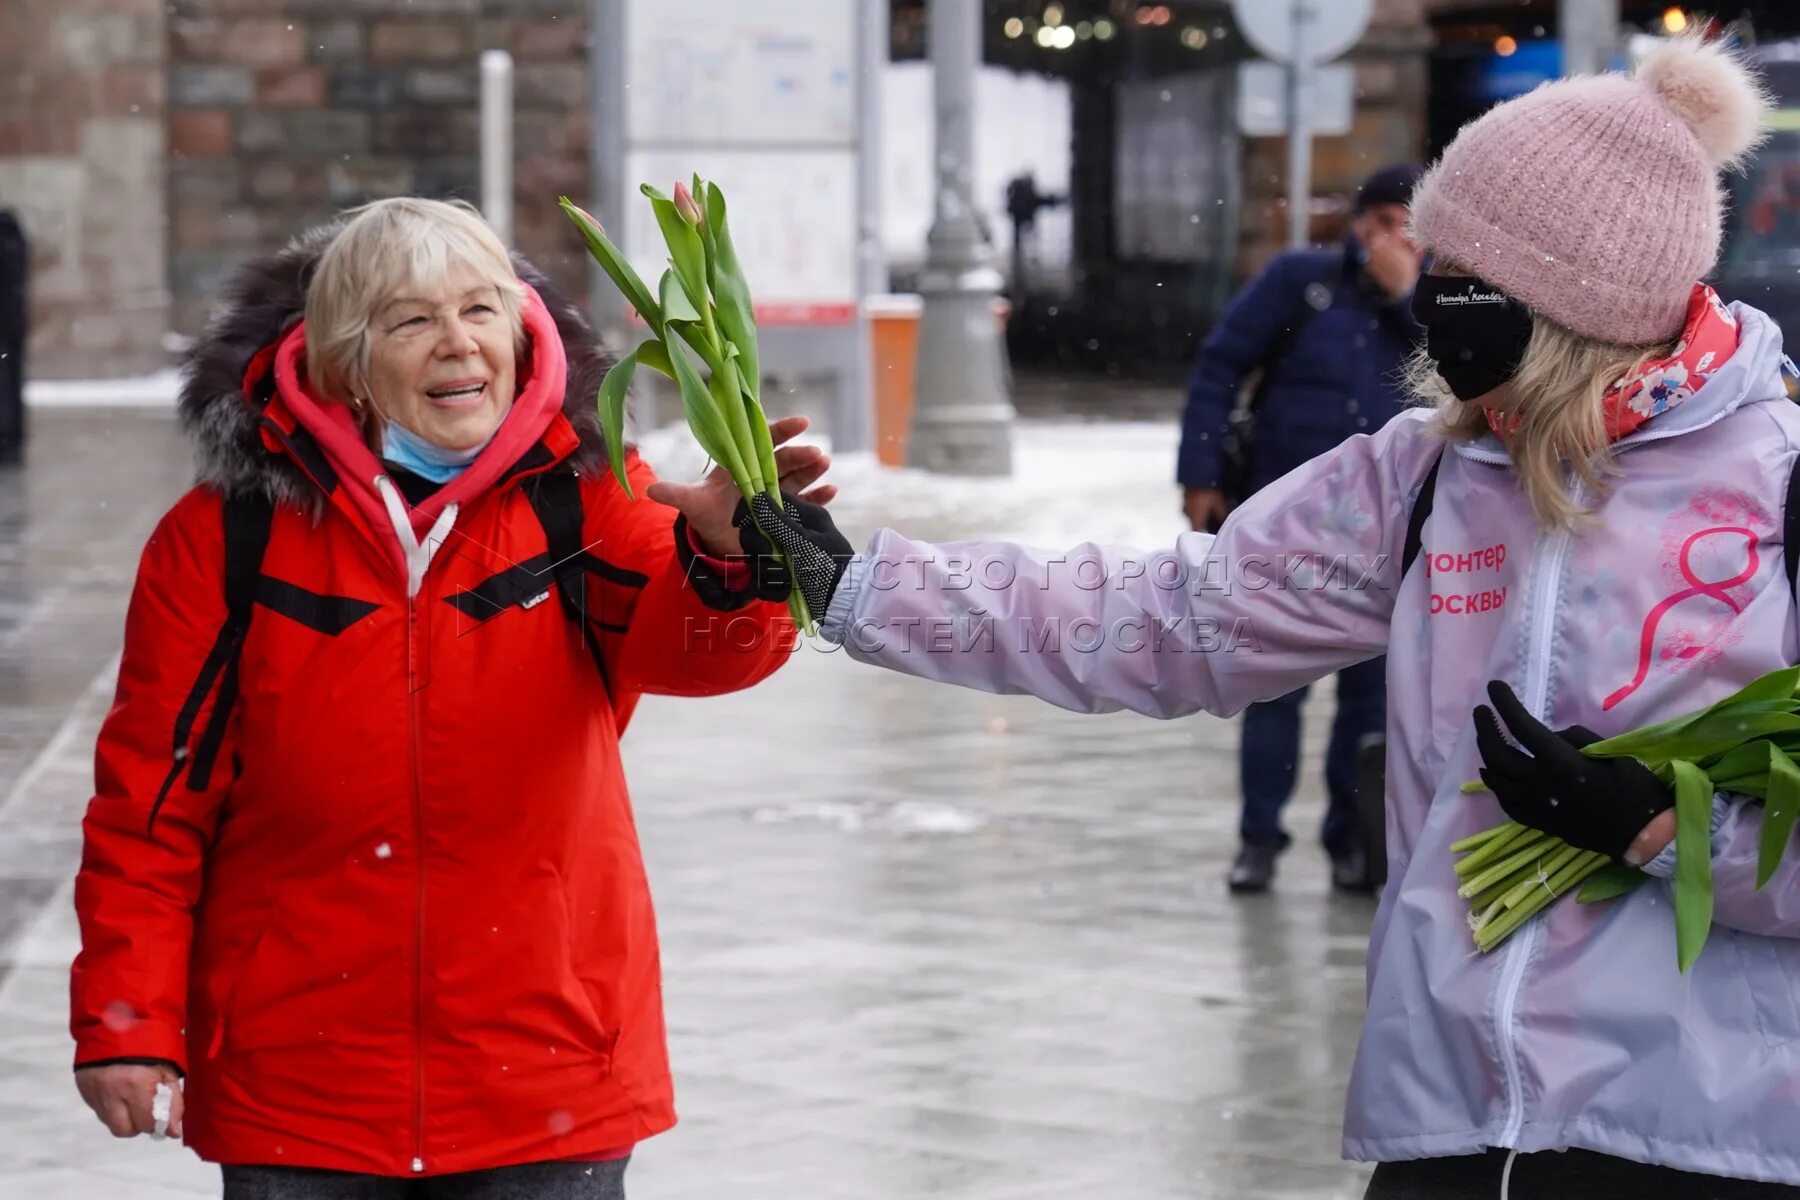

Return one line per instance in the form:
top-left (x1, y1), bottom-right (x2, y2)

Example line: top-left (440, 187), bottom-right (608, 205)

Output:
top-left (561, 179), bottom-right (852, 629)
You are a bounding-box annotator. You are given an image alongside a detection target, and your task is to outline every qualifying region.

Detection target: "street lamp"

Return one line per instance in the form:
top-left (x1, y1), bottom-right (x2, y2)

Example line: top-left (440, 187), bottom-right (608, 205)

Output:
top-left (908, 0), bottom-right (1015, 476)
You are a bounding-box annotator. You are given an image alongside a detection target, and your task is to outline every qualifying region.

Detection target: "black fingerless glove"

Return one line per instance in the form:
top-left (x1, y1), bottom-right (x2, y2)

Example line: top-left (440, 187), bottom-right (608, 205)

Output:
top-left (1473, 680), bottom-right (1672, 861)
top-left (734, 491), bottom-right (854, 617)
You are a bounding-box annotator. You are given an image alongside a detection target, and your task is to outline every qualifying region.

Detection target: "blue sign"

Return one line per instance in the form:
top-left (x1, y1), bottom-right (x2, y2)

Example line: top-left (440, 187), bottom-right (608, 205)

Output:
top-left (1477, 39), bottom-right (1561, 101)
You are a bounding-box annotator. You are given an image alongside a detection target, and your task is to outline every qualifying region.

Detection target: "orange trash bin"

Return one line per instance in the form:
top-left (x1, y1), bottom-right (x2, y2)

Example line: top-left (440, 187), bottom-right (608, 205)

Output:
top-left (866, 294), bottom-right (923, 467)
top-left (866, 293), bottom-right (1012, 468)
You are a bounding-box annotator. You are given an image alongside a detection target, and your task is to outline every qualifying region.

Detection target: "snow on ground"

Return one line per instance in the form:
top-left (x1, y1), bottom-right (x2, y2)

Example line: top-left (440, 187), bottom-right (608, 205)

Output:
top-left (635, 417), bottom-right (1188, 552)
top-left (24, 370), bottom-right (183, 408)
top-left (749, 798), bottom-right (991, 834)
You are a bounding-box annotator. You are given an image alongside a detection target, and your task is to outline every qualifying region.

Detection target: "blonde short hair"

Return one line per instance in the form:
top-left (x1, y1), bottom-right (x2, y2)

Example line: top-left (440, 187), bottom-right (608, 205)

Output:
top-left (1408, 306), bottom-right (1675, 530)
top-left (303, 197), bottom-right (525, 401)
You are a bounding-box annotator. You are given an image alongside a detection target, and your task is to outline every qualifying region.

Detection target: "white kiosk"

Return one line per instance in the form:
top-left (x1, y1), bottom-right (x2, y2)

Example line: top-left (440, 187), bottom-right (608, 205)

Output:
top-left (589, 0), bottom-right (885, 452)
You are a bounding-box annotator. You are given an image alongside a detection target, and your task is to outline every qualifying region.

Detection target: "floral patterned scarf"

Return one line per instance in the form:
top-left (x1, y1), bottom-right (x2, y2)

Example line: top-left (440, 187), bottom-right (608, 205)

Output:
top-left (1485, 283), bottom-right (1740, 442)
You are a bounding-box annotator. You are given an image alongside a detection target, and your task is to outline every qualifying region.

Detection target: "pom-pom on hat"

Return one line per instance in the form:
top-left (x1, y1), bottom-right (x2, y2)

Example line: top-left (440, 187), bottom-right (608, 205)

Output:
top-left (1409, 35), bottom-right (1772, 345)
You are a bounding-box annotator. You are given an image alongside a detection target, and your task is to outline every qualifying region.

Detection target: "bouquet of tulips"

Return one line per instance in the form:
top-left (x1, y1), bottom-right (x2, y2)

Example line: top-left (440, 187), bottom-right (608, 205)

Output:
top-left (560, 181), bottom-right (814, 630)
top-left (1457, 664), bottom-right (1800, 971)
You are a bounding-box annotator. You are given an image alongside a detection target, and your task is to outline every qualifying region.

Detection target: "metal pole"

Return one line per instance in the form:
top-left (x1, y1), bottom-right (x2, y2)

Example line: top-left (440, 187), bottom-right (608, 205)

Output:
top-left (857, 0), bottom-right (889, 304)
top-left (588, 0), bottom-right (629, 342)
top-left (479, 50), bottom-right (514, 246)
top-left (839, 0), bottom-right (886, 457)
top-left (908, 0), bottom-right (1014, 476)
top-left (1285, 0), bottom-right (1312, 249)
top-left (0, 211), bottom-right (25, 465)
top-left (1561, 0), bottom-right (1621, 77)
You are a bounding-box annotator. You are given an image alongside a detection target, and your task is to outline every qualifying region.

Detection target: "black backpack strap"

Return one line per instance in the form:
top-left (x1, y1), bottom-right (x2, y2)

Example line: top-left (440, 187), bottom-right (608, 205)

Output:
top-left (525, 467), bottom-right (611, 690)
top-left (1401, 451), bottom-right (1444, 578)
top-left (222, 491), bottom-right (275, 630)
top-left (191, 491), bottom-right (275, 786)
top-left (1786, 453), bottom-right (1800, 605)
top-left (147, 491), bottom-right (273, 834)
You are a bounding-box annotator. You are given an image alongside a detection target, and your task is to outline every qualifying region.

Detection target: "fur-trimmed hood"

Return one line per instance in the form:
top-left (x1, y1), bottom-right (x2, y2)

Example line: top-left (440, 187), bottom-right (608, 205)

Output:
top-left (178, 224), bottom-right (613, 507)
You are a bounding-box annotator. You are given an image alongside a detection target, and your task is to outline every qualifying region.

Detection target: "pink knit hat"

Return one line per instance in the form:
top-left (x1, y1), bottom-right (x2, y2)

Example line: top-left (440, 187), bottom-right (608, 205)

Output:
top-left (1410, 36), bottom-right (1771, 345)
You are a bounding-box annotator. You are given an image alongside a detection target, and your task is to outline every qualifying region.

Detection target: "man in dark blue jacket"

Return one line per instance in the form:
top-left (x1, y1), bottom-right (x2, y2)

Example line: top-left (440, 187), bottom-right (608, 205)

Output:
top-left (1177, 163), bottom-right (1423, 894)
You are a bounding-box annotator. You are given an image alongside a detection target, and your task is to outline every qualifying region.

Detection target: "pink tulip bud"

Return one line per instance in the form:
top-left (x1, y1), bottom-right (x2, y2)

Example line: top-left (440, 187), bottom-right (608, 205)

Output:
top-left (570, 203), bottom-right (605, 236)
top-left (673, 182), bottom-right (704, 227)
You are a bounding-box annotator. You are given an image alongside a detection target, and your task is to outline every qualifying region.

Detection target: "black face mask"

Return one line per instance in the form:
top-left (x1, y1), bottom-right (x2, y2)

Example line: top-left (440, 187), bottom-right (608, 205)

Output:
top-left (1410, 274), bottom-right (1534, 401)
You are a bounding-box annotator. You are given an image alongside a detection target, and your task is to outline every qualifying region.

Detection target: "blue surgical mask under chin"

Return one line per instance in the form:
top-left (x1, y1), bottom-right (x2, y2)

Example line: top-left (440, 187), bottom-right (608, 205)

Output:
top-left (381, 420), bottom-right (493, 484)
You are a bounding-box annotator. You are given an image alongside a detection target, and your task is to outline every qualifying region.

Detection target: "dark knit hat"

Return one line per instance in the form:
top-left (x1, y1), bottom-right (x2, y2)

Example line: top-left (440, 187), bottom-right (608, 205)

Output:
top-left (1354, 163), bottom-right (1422, 213)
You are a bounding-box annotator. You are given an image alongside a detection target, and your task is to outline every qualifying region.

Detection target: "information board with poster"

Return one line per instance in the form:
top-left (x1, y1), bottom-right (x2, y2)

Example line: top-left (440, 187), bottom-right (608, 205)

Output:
top-left (604, 0), bottom-right (878, 449)
top-left (622, 150), bottom-right (859, 327)
top-left (625, 0), bottom-right (856, 147)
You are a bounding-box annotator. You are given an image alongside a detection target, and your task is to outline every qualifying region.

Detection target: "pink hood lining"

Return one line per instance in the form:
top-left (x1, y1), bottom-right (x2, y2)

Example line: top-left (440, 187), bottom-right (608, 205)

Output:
top-left (271, 283), bottom-right (570, 582)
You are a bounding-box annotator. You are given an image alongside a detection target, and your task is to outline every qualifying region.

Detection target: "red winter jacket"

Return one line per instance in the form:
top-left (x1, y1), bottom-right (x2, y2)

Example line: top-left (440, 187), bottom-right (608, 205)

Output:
top-left (70, 237), bottom-right (792, 1175)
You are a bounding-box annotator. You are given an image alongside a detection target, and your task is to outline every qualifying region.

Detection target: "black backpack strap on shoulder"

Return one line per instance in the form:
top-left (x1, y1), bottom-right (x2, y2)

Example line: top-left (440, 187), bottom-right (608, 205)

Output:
top-left (192, 491), bottom-right (275, 786)
top-left (525, 467), bottom-right (611, 690)
top-left (526, 467), bottom-right (586, 623)
top-left (222, 491), bottom-right (276, 630)
top-left (1786, 452), bottom-right (1800, 605)
top-left (1401, 451), bottom-right (1444, 579)
top-left (147, 490), bottom-right (273, 835)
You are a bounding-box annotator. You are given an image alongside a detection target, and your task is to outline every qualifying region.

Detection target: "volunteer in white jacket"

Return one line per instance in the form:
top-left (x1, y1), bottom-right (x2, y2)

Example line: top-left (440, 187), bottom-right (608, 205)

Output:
top-left (664, 35), bottom-right (1800, 1199)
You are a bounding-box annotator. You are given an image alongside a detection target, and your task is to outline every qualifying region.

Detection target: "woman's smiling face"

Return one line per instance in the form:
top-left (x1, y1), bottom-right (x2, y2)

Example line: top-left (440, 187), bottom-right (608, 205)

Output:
top-left (364, 267), bottom-right (517, 451)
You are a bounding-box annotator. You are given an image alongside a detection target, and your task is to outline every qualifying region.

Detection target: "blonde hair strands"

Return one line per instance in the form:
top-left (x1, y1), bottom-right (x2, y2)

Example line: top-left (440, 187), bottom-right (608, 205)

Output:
top-left (1408, 314), bottom-right (1676, 530)
top-left (303, 197), bottom-right (525, 404)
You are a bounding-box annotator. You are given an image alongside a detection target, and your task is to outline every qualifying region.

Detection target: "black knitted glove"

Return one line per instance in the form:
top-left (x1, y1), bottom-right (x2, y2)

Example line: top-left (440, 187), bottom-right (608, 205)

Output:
top-left (734, 492), bottom-right (854, 617)
top-left (1473, 680), bottom-right (1673, 861)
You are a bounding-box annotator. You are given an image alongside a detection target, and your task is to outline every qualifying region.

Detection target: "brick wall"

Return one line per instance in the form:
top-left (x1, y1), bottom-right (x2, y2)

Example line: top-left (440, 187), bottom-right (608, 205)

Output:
top-left (2, 0), bottom-right (169, 378)
top-left (166, 0), bottom-right (593, 340)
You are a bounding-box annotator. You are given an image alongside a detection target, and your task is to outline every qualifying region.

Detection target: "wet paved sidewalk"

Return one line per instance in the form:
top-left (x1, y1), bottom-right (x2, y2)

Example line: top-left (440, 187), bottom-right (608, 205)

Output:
top-left (0, 407), bottom-right (1374, 1199)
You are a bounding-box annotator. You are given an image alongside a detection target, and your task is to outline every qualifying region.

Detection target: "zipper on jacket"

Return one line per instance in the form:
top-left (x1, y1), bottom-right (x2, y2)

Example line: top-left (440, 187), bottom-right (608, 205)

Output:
top-left (1493, 476), bottom-right (1585, 1148)
top-left (408, 591), bottom-right (428, 1175)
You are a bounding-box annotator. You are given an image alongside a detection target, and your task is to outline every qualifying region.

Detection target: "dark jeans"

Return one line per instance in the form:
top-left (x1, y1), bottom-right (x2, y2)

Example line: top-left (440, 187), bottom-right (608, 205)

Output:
top-left (1239, 655), bottom-right (1386, 857)
top-left (221, 1157), bottom-right (628, 1200)
top-left (1365, 1148), bottom-right (1800, 1198)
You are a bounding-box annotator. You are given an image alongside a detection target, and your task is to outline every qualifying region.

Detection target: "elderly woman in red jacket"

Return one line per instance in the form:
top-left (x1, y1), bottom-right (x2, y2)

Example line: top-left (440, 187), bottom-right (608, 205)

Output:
top-left (69, 197), bottom-right (829, 1199)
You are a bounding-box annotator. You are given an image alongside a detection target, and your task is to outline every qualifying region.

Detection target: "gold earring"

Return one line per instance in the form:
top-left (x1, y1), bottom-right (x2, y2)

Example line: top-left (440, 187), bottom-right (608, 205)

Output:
top-left (350, 395), bottom-right (366, 414)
